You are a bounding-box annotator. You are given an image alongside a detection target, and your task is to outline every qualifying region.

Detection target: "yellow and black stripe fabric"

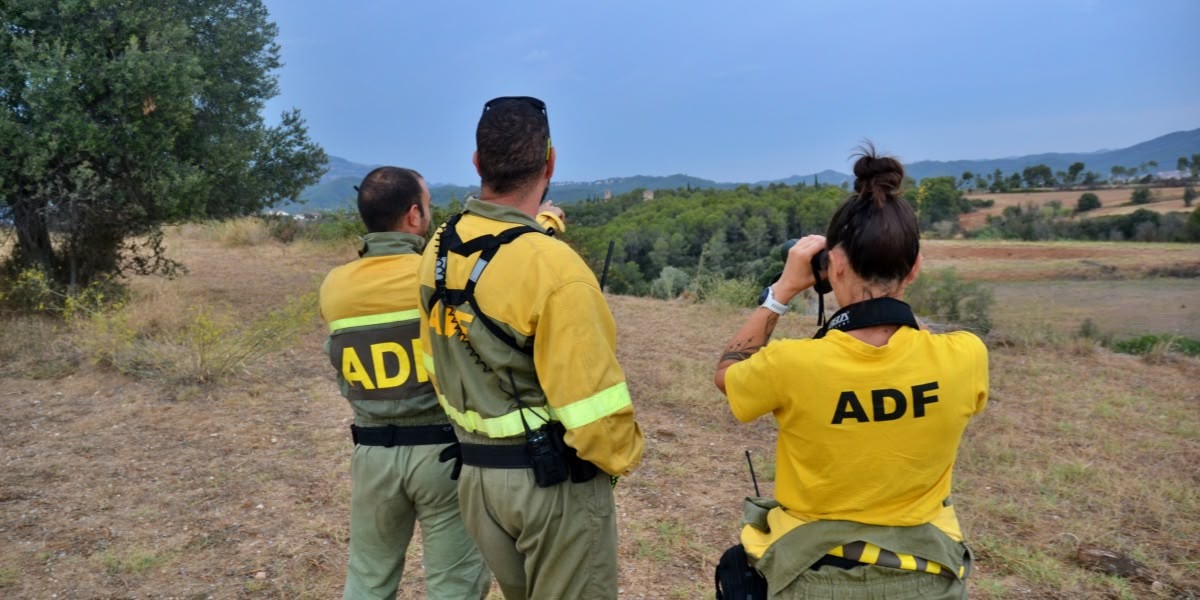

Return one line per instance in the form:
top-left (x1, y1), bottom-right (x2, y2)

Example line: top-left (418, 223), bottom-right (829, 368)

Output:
top-left (824, 540), bottom-right (965, 578)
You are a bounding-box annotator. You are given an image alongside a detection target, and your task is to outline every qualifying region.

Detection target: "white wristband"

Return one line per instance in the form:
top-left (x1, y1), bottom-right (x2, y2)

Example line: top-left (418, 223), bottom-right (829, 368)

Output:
top-left (760, 286), bottom-right (789, 315)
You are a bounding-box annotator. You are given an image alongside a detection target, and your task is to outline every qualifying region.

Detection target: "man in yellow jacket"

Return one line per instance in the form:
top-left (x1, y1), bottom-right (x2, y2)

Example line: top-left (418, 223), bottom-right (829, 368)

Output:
top-left (418, 96), bottom-right (644, 600)
top-left (320, 167), bottom-right (490, 599)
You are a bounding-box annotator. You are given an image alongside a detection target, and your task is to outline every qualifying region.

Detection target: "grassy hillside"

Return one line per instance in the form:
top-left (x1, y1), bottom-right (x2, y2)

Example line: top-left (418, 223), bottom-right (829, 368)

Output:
top-left (0, 226), bottom-right (1197, 599)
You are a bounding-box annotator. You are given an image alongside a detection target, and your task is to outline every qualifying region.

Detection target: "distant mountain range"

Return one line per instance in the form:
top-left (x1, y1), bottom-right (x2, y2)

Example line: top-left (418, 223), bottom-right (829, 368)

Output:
top-left (279, 128), bottom-right (1199, 213)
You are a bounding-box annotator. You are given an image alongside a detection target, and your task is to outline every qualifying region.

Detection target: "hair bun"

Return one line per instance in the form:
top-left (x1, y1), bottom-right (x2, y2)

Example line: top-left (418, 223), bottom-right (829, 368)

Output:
top-left (851, 143), bottom-right (904, 205)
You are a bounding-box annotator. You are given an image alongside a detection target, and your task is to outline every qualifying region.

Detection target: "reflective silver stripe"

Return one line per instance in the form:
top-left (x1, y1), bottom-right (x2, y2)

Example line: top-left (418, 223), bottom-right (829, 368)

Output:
top-left (469, 258), bottom-right (489, 282)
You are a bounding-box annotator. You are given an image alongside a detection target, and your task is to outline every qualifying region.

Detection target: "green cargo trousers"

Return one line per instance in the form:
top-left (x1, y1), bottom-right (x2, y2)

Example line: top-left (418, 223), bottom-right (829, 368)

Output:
top-left (769, 565), bottom-right (967, 599)
top-left (458, 465), bottom-right (618, 600)
top-left (343, 443), bottom-right (491, 600)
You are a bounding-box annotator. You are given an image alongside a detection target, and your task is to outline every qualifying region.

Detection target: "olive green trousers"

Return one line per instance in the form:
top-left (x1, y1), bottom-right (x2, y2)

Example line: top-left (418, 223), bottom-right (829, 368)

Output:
top-left (343, 443), bottom-right (490, 600)
top-left (457, 465), bottom-right (618, 600)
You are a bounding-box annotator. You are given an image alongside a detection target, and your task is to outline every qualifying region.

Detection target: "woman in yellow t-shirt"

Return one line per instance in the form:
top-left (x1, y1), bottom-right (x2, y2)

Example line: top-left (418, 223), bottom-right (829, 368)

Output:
top-left (714, 145), bottom-right (988, 599)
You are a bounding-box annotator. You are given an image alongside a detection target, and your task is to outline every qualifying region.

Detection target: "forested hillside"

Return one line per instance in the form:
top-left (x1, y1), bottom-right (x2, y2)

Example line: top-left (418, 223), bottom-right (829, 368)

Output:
top-left (561, 176), bottom-right (1200, 298)
top-left (563, 183), bottom-right (847, 296)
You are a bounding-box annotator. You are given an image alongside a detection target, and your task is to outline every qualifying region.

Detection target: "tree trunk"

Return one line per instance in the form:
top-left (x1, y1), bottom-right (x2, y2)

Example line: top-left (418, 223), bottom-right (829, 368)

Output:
top-left (9, 196), bottom-right (57, 275)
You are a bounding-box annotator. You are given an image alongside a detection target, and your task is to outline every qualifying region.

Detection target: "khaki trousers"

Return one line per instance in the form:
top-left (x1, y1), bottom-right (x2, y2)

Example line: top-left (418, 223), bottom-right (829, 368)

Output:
top-left (458, 465), bottom-right (618, 600)
top-left (343, 443), bottom-right (490, 600)
top-left (771, 564), bottom-right (967, 599)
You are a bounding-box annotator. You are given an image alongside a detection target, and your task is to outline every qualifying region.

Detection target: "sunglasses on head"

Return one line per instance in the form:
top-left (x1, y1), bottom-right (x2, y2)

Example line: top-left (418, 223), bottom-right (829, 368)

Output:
top-left (482, 96), bottom-right (546, 114)
top-left (481, 96), bottom-right (551, 161)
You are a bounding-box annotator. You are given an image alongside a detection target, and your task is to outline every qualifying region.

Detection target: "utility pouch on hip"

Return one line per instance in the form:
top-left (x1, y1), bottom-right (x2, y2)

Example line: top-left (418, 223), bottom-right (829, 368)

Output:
top-left (566, 445), bottom-right (599, 483)
top-left (526, 422), bottom-right (569, 487)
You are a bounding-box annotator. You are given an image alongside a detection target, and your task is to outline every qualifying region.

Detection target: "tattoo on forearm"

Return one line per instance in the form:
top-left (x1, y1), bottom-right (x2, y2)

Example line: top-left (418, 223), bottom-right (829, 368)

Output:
top-left (718, 313), bottom-right (780, 365)
top-left (762, 313), bottom-right (779, 338)
top-left (720, 349), bottom-right (758, 363)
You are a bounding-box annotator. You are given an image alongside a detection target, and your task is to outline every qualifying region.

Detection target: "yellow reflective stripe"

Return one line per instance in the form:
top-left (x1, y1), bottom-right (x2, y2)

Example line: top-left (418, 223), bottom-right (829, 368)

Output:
top-left (927, 561), bottom-right (942, 575)
top-left (553, 381), bottom-right (632, 430)
top-left (898, 553), bottom-right (917, 571)
top-left (827, 545), bottom-right (845, 558)
top-left (437, 394), bottom-right (555, 438)
top-left (859, 543), bottom-right (881, 565)
top-left (422, 352), bottom-right (436, 376)
top-left (328, 309), bottom-right (420, 333)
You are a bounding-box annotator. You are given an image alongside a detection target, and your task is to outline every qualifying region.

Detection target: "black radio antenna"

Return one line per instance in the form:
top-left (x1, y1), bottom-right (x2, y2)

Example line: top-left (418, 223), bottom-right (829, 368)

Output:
top-left (599, 239), bottom-right (615, 291)
top-left (745, 450), bottom-right (761, 497)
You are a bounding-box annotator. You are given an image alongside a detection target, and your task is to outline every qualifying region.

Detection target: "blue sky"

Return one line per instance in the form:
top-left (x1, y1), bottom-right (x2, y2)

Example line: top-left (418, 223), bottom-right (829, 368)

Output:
top-left (261, 0), bottom-right (1200, 185)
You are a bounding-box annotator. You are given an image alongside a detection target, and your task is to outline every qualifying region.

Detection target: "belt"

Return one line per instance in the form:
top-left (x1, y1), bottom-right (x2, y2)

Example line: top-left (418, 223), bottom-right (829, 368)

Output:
top-left (458, 442), bottom-right (533, 468)
top-left (350, 424), bottom-right (456, 447)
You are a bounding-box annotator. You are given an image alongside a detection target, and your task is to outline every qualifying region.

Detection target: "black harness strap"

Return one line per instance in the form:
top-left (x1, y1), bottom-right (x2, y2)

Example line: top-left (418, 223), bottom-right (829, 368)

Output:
top-left (813, 297), bottom-right (919, 339)
top-left (427, 212), bottom-right (544, 355)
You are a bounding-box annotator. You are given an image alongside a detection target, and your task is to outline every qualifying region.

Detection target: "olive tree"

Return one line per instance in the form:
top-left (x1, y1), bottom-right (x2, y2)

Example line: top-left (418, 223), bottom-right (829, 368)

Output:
top-left (0, 0), bottom-right (326, 291)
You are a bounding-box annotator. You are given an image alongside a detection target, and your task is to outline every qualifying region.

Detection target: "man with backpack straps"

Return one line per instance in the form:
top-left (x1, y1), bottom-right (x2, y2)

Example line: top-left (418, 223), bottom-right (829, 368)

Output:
top-left (418, 96), bottom-right (644, 600)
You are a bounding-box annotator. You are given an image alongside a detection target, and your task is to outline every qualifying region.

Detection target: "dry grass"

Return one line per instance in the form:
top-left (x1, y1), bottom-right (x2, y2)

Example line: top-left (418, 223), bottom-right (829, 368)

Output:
top-left (917, 240), bottom-right (1200, 340)
top-left (961, 186), bottom-right (1192, 230)
top-left (0, 231), bottom-right (1197, 599)
top-left (185, 217), bottom-right (274, 247)
top-left (922, 239), bottom-right (1200, 281)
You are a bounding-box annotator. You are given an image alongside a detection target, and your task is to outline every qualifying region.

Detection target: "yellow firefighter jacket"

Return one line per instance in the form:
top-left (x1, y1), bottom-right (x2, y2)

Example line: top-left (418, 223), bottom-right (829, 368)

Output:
top-left (319, 232), bottom-right (445, 427)
top-left (418, 199), bottom-right (643, 476)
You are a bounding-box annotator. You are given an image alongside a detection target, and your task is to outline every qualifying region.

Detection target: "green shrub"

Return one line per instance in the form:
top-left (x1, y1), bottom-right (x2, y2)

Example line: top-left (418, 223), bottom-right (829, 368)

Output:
top-left (0, 268), bottom-right (125, 316)
top-left (696, 276), bottom-right (759, 308)
top-left (1111, 334), bottom-right (1200, 358)
top-left (1130, 188), bottom-right (1153, 205)
top-left (650, 266), bottom-right (690, 299)
top-left (1075, 192), bottom-right (1101, 213)
top-left (0, 268), bottom-right (56, 313)
top-left (305, 209), bottom-right (366, 242)
top-left (905, 268), bottom-right (994, 334)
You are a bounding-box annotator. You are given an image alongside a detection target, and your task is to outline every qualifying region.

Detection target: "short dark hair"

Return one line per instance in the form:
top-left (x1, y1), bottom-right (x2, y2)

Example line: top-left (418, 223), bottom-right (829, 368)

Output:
top-left (824, 143), bottom-right (919, 284)
top-left (476, 97), bottom-right (550, 194)
top-left (356, 167), bottom-right (424, 233)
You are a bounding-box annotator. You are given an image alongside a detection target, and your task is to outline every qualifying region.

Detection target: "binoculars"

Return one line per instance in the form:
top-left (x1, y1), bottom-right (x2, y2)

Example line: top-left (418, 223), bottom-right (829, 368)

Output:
top-left (781, 239), bottom-right (831, 294)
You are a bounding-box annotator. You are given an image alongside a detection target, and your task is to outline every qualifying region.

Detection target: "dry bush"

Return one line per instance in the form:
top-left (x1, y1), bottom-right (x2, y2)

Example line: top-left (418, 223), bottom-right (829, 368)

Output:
top-left (194, 217), bottom-right (273, 247)
top-left (75, 291), bottom-right (319, 384)
top-left (0, 315), bottom-right (80, 378)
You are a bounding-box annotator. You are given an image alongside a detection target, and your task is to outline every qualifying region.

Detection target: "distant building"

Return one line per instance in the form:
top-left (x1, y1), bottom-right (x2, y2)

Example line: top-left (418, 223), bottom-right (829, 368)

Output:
top-left (604, 189), bottom-right (612, 200)
top-left (642, 190), bottom-right (655, 201)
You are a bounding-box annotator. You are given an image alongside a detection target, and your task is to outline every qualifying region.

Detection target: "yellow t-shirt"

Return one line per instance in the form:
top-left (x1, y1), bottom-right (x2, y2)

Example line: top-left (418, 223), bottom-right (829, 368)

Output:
top-left (726, 327), bottom-right (988, 531)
